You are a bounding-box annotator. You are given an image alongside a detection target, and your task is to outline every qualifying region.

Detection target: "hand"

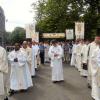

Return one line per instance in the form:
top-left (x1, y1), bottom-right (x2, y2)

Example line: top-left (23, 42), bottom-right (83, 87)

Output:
top-left (14, 58), bottom-right (18, 62)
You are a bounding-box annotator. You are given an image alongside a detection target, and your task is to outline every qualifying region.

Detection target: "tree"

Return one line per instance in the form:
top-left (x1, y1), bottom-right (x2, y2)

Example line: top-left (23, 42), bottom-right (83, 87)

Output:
top-left (10, 27), bottom-right (26, 45)
top-left (33, 0), bottom-right (100, 40)
top-left (83, 0), bottom-right (100, 38)
top-left (34, 0), bottom-right (82, 32)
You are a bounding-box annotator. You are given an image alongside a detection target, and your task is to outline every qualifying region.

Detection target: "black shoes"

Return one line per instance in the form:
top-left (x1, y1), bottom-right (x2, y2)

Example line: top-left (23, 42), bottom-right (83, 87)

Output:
top-left (4, 97), bottom-right (8, 100)
top-left (9, 89), bottom-right (15, 96)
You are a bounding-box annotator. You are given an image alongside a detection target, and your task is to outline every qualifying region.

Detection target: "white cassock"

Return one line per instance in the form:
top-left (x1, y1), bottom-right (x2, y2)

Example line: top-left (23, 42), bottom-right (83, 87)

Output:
top-left (8, 50), bottom-right (33, 91)
top-left (31, 45), bottom-right (39, 76)
top-left (31, 45), bottom-right (36, 76)
top-left (0, 46), bottom-right (8, 95)
top-left (70, 44), bottom-right (77, 67)
top-left (48, 45), bottom-right (64, 81)
top-left (76, 43), bottom-right (84, 72)
top-left (81, 44), bottom-right (89, 76)
top-left (88, 42), bottom-right (99, 86)
top-left (91, 48), bottom-right (100, 100)
top-left (20, 47), bottom-right (32, 76)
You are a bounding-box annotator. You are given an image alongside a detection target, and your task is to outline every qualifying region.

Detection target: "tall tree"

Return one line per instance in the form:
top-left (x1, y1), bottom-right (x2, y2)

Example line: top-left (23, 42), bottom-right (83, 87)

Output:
top-left (10, 27), bottom-right (26, 44)
top-left (83, 0), bottom-right (100, 38)
top-left (33, 0), bottom-right (100, 39)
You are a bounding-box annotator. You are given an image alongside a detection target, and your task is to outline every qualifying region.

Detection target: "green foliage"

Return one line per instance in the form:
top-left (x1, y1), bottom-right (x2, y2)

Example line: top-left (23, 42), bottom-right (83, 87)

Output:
top-left (32, 0), bottom-right (99, 40)
top-left (10, 27), bottom-right (26, 45)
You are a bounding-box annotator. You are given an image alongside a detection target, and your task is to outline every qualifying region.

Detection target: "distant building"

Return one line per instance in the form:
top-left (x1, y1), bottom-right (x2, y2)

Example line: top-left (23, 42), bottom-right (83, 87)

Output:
top-left (0, 6), bottom-right (5, 46)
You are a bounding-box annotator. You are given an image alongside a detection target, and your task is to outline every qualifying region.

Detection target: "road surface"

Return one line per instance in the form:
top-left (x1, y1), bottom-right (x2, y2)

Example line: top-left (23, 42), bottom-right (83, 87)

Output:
top-left (10, 63), bottom-right (92, 100)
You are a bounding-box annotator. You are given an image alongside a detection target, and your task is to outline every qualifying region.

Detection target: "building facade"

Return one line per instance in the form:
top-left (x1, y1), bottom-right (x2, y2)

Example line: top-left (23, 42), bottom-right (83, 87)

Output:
top-left (0, 6), bottom-right (5, 46)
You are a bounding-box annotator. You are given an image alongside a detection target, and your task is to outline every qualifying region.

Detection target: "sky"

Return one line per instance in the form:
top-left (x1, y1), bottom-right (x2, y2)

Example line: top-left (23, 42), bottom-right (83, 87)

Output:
top-left (0, 0), bottom-right (37, 32)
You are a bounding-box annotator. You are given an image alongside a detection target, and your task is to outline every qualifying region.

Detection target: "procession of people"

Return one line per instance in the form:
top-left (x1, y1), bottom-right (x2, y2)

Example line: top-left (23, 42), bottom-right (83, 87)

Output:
top-left (70, 36), bottom-right (100, 100)
top-left (0, 36), bottom-right (100, 100)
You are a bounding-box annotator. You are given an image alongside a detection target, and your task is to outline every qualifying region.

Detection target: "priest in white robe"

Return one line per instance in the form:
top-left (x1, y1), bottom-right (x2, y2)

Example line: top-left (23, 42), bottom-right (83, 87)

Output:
top-left (20, 41), bottom-right (33, 76)
top-left (76, 40), bottom-right (84, 72)
top-left (8, 43), bottom-right (33, 93)
top-left (32, 41), bottom-right (39, 72)
top-left (96, 44), bottom-right (100, 100)
top-left (70, 41), bottom-right (78, 67)
top-left (91, 38), bottom-right (100, 100)
top-left (81, 41), bottom-right (89, 77)
top-left (48, 40), bottom-right (64, 82)
top-left (36, 42), bottom-right (40, 66)
top-left (88, 39), bottom-right (99, 88)
top-left (0, 46), bottom-right (8, 100)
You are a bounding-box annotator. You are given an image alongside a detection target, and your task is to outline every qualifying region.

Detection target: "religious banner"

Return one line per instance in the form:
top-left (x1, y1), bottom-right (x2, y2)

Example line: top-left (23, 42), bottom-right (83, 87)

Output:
top-left (32, 32), bottom-right (39, 42)
top-left (66, 29), bottom-right (74, 40)
top-left (42, 33), bottom-right (65, 38)
top-left (25, 24), bottom-right (35, 39)
top-left (75, 22), bottom-right (85, 39)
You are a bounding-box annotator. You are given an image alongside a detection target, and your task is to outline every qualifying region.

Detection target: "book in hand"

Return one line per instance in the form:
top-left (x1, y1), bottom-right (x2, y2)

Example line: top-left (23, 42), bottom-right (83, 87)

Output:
top-left (14, 58), bottom-right (18, 62)
top-left (83, 63), bottom-right (88, 70)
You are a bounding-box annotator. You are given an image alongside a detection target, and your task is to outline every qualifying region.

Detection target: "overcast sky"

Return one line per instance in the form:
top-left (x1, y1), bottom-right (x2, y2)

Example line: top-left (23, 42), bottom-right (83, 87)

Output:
top-left (0, 0), bottom-right (37, 32)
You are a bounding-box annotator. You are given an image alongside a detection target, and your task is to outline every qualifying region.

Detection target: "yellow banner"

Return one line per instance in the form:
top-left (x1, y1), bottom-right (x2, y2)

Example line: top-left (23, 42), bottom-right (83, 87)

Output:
top-left (42, 33), bottom-right (65, 38)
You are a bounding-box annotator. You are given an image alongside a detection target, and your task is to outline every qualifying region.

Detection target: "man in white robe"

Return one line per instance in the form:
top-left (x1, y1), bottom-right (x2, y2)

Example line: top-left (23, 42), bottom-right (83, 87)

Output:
top-left (91, 37), bottom-right (100, 100)
top-left (48, 40), bottom-right (64, 82)
top-left (76, 40), bottom-right (84, 73)
top-left (0, 46), bottom-right (8, 100)
top-left (20, 41), bottom-right (33, 76)
top-left (81, 40), bottom-right (89, 77)
top-left (8, 43), bottom-right (33, 93)
top-left (88, 39), bottom-right (99, 88)
top-left (70, 41), bottom-right (78, 67)
top-left (36, 42), bottom-right (40, 66)
top-left (32, 41), bottom-right (39, 72)
top-left (96, 44), bottom-right (100, 100)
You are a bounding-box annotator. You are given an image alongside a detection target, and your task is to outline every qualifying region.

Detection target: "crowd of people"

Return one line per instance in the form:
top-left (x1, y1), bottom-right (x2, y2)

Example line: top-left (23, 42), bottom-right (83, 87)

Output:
top-left (0, 36), bottom-right (100, 100)
top-left (70, 37), bottom-right (100, 100)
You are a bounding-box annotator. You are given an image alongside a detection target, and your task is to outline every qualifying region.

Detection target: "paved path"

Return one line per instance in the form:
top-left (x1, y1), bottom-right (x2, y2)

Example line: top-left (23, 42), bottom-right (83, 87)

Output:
top-left (10, 63), bottom-right (92, 100)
